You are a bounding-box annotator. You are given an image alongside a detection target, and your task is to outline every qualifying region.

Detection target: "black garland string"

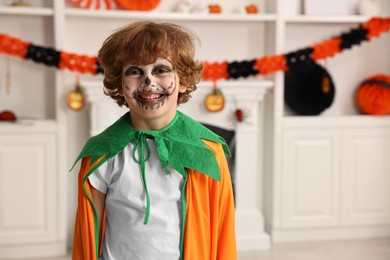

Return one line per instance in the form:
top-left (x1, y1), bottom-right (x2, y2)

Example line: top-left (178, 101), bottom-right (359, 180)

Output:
top-left (339, 26), bottom-right (368, 50)
top-left (2, 18), bottom-right (388, 79)
top-left (227, 59), bottom-right (258, 79)
top-left (285, 48), bottom-right (314, 69)
top-left (26, 44), bottom-right (60, 68)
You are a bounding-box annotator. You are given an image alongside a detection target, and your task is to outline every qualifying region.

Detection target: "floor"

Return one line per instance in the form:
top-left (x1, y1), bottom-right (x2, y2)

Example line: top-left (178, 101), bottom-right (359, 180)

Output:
top-left (7, 238), bottom-right (390, 260)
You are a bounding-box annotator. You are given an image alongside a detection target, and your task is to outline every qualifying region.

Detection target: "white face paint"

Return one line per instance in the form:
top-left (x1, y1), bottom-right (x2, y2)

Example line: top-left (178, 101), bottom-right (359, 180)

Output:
top-left (122, 58), bottom-right (177, 110)
top-left (121, 57), bottom-right (187, 130)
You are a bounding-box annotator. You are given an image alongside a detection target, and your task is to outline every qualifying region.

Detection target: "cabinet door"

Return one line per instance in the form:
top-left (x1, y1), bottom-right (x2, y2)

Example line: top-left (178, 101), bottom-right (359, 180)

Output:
top-left (342, 128), bottom-right (390, 226)
top-left (282, 128), bottom-right (340, 228)
top-left (0, 133), bottom-right (57, 246)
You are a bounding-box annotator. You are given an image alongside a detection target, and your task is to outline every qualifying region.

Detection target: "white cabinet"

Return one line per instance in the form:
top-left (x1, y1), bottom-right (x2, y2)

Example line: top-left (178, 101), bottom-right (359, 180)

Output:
top-left (267, 0), bottom-right (390, 242)
top-left (272, 122), bottom-right (390, 241)
top-left (342, 128), bottom-right (390, 226)
top-left (0, 123), bottom-right (66, 258)
top-left (282, 128), bottom-right (340, 229)
top-left (0, 1), bottom-right (67, 258)
top-left (281, 126), bottom-right (390, 229)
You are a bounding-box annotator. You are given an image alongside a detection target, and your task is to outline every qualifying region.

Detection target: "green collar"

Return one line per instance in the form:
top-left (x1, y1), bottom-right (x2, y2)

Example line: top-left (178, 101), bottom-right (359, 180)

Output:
top-left (72, 110), bottom-right (230, 181)
top-left (72, 111), bottom-right (230, 225)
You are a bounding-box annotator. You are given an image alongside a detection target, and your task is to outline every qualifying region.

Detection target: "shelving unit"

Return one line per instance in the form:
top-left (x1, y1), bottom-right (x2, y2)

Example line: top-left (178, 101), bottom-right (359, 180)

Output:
top-left (0, 1), bottom-right (68, 258)
top-left (266, 0), bottom-right (390, 243)
top-left (0, 0), bottom-right (389, 257)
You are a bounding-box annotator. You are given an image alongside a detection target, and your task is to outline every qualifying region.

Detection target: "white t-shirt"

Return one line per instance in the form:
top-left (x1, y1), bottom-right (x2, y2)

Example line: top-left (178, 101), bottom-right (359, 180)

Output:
top-left (88, 139), bottom-right (184, 260)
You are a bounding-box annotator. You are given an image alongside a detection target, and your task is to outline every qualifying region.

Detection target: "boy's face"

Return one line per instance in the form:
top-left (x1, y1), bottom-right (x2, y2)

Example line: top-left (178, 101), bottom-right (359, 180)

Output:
top-left (121, 57), bottom-right (187, 128)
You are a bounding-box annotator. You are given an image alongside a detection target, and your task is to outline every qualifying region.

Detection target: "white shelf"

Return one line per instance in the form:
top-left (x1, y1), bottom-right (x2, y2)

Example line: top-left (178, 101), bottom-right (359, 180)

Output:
top-left (282, 115), bottom-right (390, 128)
top-left (198, 79), bottom-right (274, 88)
top-left (0, 119), bottom-right (58, 132)
top-left (65, 8), bottom-right (277, 22)
top-left (285, 15), bottom-right (373, 24)
top-left (0, 6), bottom-right (53, 16)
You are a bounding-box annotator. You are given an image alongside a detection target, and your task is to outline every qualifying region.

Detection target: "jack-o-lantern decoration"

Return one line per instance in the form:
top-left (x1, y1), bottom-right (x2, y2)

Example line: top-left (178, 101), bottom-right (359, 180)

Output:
top-left (205, 82), bottom-right (225, 112)
top-left (67, 84), bottom-right (85, 111)
top-left (356, 74), bottom-right (390, 115)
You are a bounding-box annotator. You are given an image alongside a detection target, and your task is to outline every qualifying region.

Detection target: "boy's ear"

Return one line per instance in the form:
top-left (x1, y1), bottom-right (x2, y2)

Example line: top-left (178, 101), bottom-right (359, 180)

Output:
top-left (119, 87), bottom-right (124, 96)
top-left (179, 84), bottom-right (187, 93)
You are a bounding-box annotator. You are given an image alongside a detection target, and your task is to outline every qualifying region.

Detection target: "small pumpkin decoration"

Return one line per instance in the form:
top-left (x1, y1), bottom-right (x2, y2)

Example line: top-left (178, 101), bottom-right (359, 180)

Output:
top-left (245, 4), bottom-right (259, 14)
top-left (0, 110), bottom-right (17, 122)
top-left (208, 4), bottom-right (222, 13)
top-left (205, 82), bottom-right (225, 112)
top-left (356, 74), bottom-right (390, 115)
top-left (67, 84), bottom-right (85, 111)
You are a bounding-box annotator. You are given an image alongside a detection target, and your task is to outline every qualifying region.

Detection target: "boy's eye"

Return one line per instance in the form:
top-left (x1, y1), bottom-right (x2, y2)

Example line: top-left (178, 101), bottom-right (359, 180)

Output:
top-left (153, 66), bottom-right (172, 75)
top-left (124, 67), bottom-right (143, 77)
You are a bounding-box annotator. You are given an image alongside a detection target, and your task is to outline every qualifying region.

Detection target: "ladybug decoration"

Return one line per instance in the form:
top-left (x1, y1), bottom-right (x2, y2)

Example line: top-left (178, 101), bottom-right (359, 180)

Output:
top-left (204, 81), bottom-right (225, 112)
top-left (0, 110), bottom-right (17, 122)
top-left (67, 75), bottom-right (85, 111)
top-left (356, 74), bottom-right (390, 115)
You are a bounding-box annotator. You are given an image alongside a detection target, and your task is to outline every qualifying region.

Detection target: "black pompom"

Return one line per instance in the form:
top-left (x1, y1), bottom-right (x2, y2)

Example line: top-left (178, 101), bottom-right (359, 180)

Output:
top-left (26, 44), bottom-right (60, 67)
top-left (284, 60), bottom-right (335, 115)
top-left (228, 59), bottom-right (258, 79)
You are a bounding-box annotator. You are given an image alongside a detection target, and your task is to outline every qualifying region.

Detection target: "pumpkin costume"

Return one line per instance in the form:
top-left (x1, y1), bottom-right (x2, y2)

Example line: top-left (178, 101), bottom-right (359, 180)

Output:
top-left (71, 111), bottom-right (237, 260)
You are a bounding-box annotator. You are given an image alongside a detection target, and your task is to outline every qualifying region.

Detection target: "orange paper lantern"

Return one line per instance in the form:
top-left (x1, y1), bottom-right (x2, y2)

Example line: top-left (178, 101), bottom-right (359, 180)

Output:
top-left (356, 74), bottom-right (390, 115)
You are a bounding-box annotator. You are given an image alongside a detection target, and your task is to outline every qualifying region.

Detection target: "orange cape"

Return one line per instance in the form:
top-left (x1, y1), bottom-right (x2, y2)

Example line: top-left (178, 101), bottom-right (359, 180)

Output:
top-left (72, 139), bottom-right (237, 260)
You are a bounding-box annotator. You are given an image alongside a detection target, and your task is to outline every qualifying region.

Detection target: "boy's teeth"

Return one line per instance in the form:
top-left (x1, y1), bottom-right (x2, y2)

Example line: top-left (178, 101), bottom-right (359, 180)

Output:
top-left (141, 94), bottom-right (160, 99)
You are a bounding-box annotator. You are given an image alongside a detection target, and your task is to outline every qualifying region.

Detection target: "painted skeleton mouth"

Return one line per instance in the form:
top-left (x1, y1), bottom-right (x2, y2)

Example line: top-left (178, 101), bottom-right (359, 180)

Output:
top-left (137, 93), bottom-right (165, 102)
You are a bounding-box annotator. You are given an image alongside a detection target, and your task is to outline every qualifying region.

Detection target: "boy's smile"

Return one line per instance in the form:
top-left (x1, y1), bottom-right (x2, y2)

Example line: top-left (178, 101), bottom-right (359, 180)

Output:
top-left (121, 58), bottom-right (187, 129)
top-left (132, 80), bottom-right (175, 110)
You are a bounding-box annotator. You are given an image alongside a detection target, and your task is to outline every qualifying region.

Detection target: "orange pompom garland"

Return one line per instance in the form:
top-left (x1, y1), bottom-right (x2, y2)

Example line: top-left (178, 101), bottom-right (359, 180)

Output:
top-left (0, 17), bottom-right (389, 79)
top-left (0, 34), bottom-right (29, 59)
top-left (59, 52), bottom-right (97, 74)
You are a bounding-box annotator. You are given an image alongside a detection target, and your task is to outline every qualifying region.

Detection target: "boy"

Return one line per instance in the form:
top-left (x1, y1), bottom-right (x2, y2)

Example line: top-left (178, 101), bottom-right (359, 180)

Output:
top-left (72, 20), bottom-right (236, 260)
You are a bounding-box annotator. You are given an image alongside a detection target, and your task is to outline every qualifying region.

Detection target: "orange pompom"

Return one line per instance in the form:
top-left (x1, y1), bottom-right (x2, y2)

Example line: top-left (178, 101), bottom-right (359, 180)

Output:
top-left (356, 74), bottom-right (390, 115)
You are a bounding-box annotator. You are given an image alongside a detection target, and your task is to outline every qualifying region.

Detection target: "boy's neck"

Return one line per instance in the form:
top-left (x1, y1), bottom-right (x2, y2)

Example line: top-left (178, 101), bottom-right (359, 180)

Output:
top-left (129, 111), bottom-right (177, 131)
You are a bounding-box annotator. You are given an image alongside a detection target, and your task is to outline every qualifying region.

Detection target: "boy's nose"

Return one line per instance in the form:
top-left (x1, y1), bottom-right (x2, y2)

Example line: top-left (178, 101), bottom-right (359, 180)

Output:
top-left (144, 77), bottom-right (152, 86)
top-left (143, 74), bottom-right (157, 87)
